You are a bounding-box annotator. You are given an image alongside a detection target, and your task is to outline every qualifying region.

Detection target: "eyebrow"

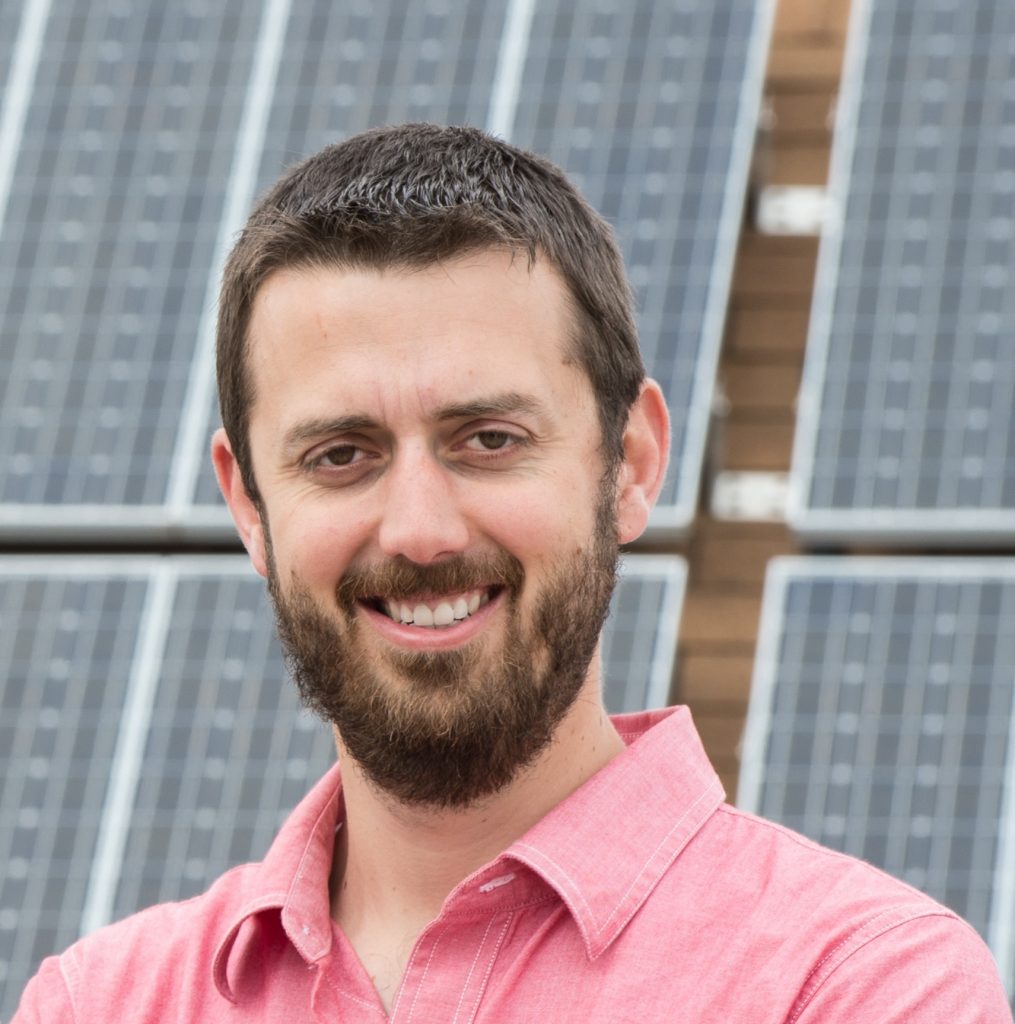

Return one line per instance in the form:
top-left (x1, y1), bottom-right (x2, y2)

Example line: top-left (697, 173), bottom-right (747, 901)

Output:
top-left (431, 392), bottom-right (547, 421)
top-left (280, 393), bottom-right (547, 457)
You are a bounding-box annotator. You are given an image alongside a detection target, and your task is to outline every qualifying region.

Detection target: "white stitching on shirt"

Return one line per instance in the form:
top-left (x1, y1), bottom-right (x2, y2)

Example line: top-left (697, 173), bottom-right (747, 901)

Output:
top-left (597, 780), bottom-right (722, 934)
top-left (450, 916), bottom-right (497, 1024)
top-left (514, 778), bottom-right (722, 942)
top-left (463, 915), bottom-right (513, 1024)
top-left (786, 906), bottom-right (957, 1023)
top-left (401, 928), bottom-right (445, 1024)
top-left (513, 842), bottom-right (596, 926)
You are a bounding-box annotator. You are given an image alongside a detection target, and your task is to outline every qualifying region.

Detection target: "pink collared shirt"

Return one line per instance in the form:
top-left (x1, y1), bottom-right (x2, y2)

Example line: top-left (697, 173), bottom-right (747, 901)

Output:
top-left (15, 708), bottom-right (1013, 1022)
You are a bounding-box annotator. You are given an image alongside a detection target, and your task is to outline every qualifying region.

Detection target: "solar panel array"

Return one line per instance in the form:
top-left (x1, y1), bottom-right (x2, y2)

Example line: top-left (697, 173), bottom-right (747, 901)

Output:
top-left (740, 558), bottom-right (1015, 1004)
top-left (0, 0), bottom-right (774, 540)
top-left (789, 0), bottom-right (1015, 544)
top-left (0, 553), bottom-right (686, 1017)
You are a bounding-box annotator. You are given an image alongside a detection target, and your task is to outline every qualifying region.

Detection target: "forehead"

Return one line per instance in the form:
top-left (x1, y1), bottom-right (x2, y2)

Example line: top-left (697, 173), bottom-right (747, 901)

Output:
top-left (244, 251), bottom-right (592, 425)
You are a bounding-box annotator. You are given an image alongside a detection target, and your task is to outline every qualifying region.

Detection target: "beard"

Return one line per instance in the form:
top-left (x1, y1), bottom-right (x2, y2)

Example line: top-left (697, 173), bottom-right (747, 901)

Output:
top-left (267, 483), bottom-right (620, 810)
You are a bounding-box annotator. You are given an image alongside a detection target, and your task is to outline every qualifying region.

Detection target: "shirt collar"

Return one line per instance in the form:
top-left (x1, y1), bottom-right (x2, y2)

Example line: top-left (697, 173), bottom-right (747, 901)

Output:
top-left (212, 760), bottom-right (344, 1001)
top-left (212, 706), bottom-right (724, 998)
top-left (506, 706), bottom-right (725, 959)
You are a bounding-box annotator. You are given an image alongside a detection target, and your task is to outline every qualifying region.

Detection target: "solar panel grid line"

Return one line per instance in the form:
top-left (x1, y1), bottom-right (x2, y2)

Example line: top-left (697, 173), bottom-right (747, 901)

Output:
top-left (735, 555), bottom-right (790, 815)
top-left (904, 6), bottom-right (980, 512)
top-left (484, 0), bottom-right (535, 137)
top-left (889, 579), bottom-right (947, 881)
top-left (786, 0), bottom-right (872, 526)
top-left (375, 3), bottom-right (428, 125)
top-left (608, 5), bottom-right (678, 277)
top-left (575, 5), bottom-right (633, 192)
top-left (850, 580), bottom-right (897, 860)
top-left (864, 7), bottom-right (936, 513)
top-left (0, 0), bottom-right (50, 240)
top-left (165, 0), bottom-right (292, 519)
top-left (603, 554), bottom-right (686, 711)
top-left (198, 578), bottom-right (281, 897)
top-left (156, 578), bottom-right (240, 906)
top-left (79, 561), bottom-right (175, 936)
top-left (652, 0), bottom-right (775, 536)
top-left (806, 579), bottom-right (856, 831)
top-left (520, 1), bottom-right (596, 170)
top-left (0, 569), bottom-right (150, 1016)
top-left (640, 555), bottom-right (687, 710)
top-left (408, 3), bottom-right (474, 125)
top-left (941, 583), bottom-right (997, 915)
top-left (946, 6), bottom-right (1011, 512)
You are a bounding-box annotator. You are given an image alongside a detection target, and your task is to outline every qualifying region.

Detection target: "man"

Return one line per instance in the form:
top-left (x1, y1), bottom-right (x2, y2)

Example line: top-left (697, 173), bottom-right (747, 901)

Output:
top-left (15, 124), bottom-right (1011, 1021)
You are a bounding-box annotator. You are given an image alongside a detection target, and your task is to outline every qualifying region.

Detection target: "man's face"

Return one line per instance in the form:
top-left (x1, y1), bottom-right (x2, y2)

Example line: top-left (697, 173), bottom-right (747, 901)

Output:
top-left (235, 251), bottom-right (622, 807)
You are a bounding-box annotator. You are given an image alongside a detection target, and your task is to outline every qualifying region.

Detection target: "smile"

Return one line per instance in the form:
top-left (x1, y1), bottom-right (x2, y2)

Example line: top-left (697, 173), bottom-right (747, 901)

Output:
top-left (369, 588), bottom-right (494, 629)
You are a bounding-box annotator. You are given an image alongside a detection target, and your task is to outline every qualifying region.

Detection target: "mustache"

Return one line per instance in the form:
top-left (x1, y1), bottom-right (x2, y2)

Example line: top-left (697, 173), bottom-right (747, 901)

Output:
top-left (335, 551), bottom-right (525, 607)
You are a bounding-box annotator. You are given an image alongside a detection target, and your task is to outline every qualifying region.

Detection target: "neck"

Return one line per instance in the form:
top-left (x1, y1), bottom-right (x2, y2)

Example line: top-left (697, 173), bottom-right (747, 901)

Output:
top-left (329, 674), bottom-right (625, 931)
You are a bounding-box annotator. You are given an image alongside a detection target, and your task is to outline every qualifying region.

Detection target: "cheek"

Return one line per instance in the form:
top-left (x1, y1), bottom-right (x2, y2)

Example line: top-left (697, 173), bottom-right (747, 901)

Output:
top-left (270, 504), bottom-right (369, 588)
top-left (482, 476), bottom-right (602, 558)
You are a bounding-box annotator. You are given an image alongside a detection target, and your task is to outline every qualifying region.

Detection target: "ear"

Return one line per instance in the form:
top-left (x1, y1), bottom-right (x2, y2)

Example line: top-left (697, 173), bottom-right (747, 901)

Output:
top-left (211, 427), bottom-right (269, 578)
top-left (615, 379), bottom-right (670, 544)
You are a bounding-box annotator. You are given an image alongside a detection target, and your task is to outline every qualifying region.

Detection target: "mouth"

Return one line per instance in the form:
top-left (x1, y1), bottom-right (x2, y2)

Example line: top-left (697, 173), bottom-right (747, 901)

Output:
top-left (362, 586), bottom-right (499, 629)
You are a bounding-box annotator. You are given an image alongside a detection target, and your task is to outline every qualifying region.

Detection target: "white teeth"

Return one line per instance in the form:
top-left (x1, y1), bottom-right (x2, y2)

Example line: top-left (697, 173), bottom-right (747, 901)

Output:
top-left (381, 590), bottom-right (491, 626)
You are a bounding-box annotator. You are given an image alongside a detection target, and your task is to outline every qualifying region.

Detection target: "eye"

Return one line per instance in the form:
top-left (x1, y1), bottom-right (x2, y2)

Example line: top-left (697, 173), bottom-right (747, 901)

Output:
top-left (311, 443), bottom-right (366, 469)
top-left (471, 430), bottom-right (513, 451)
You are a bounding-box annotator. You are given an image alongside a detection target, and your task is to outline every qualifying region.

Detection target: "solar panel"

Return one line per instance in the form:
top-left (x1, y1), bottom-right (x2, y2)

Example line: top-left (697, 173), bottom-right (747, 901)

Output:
top-left (0, 563), bottom-right (151, 1017)
top-left (0, 0), bottom-right (264, 538)
top-left (789, 0), bottom-right (1015, 544)
top-left (0, 551), bottom-right (686, 1017)
top-left (739, 557), bottom-right (1015, 1002)
top-left (0, 0), bottom-right (772, 542)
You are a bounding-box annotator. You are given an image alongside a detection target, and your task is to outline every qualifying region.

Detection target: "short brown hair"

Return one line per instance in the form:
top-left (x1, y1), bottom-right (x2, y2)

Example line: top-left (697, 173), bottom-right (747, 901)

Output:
top-left (217, 123), bottom-right (645, 501)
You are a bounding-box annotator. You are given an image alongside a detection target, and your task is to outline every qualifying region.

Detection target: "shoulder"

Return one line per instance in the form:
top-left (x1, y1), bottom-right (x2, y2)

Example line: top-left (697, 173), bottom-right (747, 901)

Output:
top-left (707, 802), bottom-right (951, 912)
top-left (12, 862), bottom-right (271, 1024)
top-left (689, 805), bottom-right (1011, 1019)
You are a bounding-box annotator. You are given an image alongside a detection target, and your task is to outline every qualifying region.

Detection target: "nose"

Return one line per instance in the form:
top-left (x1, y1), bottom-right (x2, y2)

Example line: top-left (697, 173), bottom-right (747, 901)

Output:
top-left (377, 444), bottom-right (470, 564)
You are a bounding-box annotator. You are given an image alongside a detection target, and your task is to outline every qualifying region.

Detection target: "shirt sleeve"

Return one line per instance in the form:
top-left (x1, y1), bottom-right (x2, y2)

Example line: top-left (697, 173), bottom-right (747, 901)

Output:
top-left (790, 913), bottom-right (1013, 1024)
top-left (10, 955), bottom-right (77, 1024)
